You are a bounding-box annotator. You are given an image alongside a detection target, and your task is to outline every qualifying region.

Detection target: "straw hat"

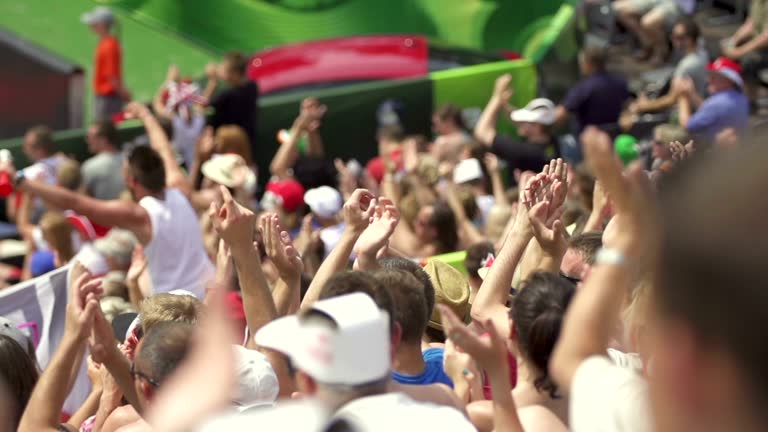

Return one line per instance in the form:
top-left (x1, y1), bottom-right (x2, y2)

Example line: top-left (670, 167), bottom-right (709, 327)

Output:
top-left (423, 260), bottom-right (470, 330)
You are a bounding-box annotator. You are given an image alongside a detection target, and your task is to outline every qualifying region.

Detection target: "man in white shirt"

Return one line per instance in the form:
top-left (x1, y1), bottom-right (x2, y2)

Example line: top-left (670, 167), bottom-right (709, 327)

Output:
top-left (3, 118), bottom-right (213, 297)
top-left (254, 293), bottom-right (475, 432)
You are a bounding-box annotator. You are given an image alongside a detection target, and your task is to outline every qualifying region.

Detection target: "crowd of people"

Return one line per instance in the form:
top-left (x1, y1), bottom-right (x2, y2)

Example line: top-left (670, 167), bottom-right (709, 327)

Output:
top-left (1, 2), bottom-right (768, 432)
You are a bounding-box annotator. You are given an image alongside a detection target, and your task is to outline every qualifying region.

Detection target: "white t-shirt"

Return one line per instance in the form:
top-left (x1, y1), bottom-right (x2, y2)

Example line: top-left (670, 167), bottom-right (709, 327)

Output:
top-left (335, 393), bottom-right (475, 432)
top-left (172, 113), bottom-right (205, 168)
top-left (570, 355), bottom-right (652, 432)
top-left (139, 188), bottom-right (214, 298)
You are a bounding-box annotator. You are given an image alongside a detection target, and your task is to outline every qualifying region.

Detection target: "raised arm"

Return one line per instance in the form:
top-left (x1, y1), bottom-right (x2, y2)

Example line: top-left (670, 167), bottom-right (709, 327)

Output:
top-left (470, 192), bottom-right (534, 337)
top-left (210, 186), bottom-right (294, 397)
top-left (151, 65), bottom-right (180, 120)
top-left (270, 101), bottom-right (327, 178)
top-left (12, 175), bottom-right (150, 243)
top-left (18, 272), bottom-right (102, 432)
top-left (261, 213), bottom-right (303, 316)
top-left (301, 189), bottom-right (376, 308)
top-left (551, 127), bottom-right (657, 394)
top-left (125, 102), bottom-right (188, 192)
top-left (440, 305), bottom-right (524, 432)
top-left (484, 153), bottom-right (509, 206)
top-left (475, 74), bottom-right (513, 146)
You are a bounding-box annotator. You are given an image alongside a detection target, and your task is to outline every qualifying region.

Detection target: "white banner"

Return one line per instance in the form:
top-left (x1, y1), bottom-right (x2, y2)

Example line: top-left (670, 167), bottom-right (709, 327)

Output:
top-left (0, 264), bottom-right (90, 415)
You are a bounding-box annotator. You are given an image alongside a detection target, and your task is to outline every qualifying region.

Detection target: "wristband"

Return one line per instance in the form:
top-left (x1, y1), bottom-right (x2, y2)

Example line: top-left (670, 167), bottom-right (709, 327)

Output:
top-left (595, 248), bottom-right (628, 267)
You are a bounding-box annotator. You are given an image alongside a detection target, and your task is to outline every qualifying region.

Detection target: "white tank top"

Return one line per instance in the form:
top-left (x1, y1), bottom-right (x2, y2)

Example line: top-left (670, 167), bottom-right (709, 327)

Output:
top-left (139, 189), bottom-right (213, 298)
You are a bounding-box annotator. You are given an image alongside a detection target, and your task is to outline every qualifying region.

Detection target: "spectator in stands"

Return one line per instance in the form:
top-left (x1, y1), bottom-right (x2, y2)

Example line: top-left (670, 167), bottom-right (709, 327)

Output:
top-left (19, 126), bottom-right (68, 191)
top-left (374, 269), bottom-right (453, 387)
top-left (722, 0), bottom-right (768, 100)
top-left (366, 125), bottom-right (406, 184)
top-left (556, 46), bottom-right (631, 135)
top-left (3, 140), bottom-right (214, 297)
top-left (206, 52), bottom-right (259, 155)
top-left (82, 120), bottom-right (125, 200)
top-left (152, 64), bottom-right (206, 169)
top-left (475, 74), bottom-right (559, 178)
top-left (430, 104), bottom-right (470, 165)
top-left (627, 16), bottom-right (707, 115)
top-left (676, 57), bottom-right (749, 144)
top-left (463, 272), bottom-right (575, 430)
top-left (81, 6), bottom-right (128, 122)
top-left (256, 292), bottom-right (474, 430)
top-left (0, 334), bottom-right (39, 431)
top-left (613, 0), bottom-right (694, 66)
top-left (390, 200), bottom-right (459, 258)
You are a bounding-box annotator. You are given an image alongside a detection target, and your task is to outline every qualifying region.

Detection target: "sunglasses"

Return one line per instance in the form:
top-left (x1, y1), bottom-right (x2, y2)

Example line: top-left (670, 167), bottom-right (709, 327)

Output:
top-left (130, 362), bottom-right (161, 388)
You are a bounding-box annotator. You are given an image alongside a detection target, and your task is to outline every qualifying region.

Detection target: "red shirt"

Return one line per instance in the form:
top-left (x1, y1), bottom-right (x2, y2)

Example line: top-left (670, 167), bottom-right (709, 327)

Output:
top-left (94, 36), bottom-right (122, 95)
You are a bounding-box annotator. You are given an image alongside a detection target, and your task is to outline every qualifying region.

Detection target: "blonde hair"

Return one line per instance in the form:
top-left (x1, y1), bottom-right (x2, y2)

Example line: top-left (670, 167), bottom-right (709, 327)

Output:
top-left (39, 212), bottom-right (74, 264)
top-left (139, 293), bottom-right (203, 335)
top-left (215, 125), bottom-right (253, 166)
top-left (100, 296), bottom-right (136, 323)
top-left (56, 159), bottom-right (81, 191)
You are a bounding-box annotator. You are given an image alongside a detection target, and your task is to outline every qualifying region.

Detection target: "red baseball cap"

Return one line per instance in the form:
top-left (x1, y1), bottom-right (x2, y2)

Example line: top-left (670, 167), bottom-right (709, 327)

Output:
top-left (365, 148), bottom-right (404, 184)
top-left (707, 57), bottom-right (744, 88)
top-left (262, 179), bottom-right (305, 213)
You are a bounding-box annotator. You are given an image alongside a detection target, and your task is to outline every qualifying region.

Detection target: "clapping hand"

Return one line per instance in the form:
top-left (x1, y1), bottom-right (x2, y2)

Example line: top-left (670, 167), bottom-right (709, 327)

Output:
top-left (522, 159), bottom-right (569, 256)
top-left (439, 305), bottom-right (509, 375)
top-left (343, 189), bottom-right (377, 234)
top-left (261, 213), bottom-right (303, 282)
top-left (354, 197), bottom-right (400, 259)
top-left (65, 270), bottom-right (103, 342)
top-left (209, 186), bottom-right (257, 257)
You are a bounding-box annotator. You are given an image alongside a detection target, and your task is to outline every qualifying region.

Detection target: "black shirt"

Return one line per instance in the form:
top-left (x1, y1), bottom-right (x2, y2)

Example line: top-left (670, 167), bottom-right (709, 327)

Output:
top-left (210, 81), bottom-right (259, 149)
top-left (491, 134), bottom-right (559, 181)
top-left (562, 72), bottom-right (630, 133)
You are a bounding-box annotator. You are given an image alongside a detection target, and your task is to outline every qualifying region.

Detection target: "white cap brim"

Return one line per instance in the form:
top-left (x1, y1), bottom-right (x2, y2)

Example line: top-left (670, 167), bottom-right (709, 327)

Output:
top-left (712, 69), bottom-right (744, 88)
top-left (510, 108), bottom-right (556, 125)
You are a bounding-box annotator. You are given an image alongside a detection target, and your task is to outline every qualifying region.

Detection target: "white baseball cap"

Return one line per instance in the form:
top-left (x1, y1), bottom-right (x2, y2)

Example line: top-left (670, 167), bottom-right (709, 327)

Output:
top-left (80, 6), bottom-right (114, 25)
top-left (255, 293), bottom-right (390, 386)
top-left (303, 186), bottom-right (342, 219)
top-left (232, 345), bottom-right (279, 409)
top-left (453, 158), bottom-right (484, 184)
top-left (511, 98), bottom-right (556, 125)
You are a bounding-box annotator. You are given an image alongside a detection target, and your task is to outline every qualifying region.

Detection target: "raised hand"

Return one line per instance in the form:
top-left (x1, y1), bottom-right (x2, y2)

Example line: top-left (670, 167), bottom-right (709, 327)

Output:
top-left (440, 304), bottom-right (508, 374)
top-left (484, 153), bottom-right (501, 173)
top-left (209, 186), bottom-right (257, 256)
top-left (262, 213), bottom-right (303, 281)
top-left (493, 73), bottom-right (514, 104)
top-left (670, 140), bottom-right (695, 163)
top-left (65, 271), bottom-right (103, 342)
top-left (123, 101), bottom-right (151, 120)
top-left (166, 64), bottom-right (180, 82)
top-left (343, 189), bottom-right (377, 234)
top-left (582, 126), bottom-right (658, 263)
top-left (354, 197), bottom-right (400, 258)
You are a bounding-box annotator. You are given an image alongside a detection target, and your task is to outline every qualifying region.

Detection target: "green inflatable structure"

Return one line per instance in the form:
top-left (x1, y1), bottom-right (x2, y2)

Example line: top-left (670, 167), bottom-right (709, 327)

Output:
top-left (0, 0), bottom-right (580, 173)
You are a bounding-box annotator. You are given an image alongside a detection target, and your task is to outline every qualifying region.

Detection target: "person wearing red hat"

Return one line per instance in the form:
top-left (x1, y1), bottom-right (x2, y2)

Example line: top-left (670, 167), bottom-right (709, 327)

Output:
top-left (260, 178), bottom-right (306, 231)
top-left (675, 57), bottom-right (749, 144)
